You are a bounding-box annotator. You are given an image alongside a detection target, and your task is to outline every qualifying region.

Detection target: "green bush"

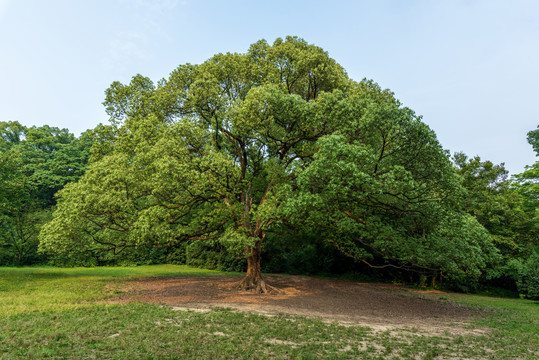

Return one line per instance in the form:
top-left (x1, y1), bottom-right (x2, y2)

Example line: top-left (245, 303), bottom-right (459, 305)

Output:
top-left (113, 246), bottom-right (168, 266)
top-left (262, 232), bottom-right (350, 275)
top-left (185, 241), bottom-right (246, 272)
top-left (165, 242), bottom-right (188, 264)
top-left (0, 246), bottom-right (14, 265)
top-left (46, 251), bottom-right (99, 267)
top-left (46, 244), bottom-right (167, 267)
top-left (516, 251), bottom-right (539, 300)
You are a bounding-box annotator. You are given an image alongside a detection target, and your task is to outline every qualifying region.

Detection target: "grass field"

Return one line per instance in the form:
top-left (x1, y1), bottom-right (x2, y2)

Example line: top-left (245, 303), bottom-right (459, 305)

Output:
top-left (0, 265), bottom-right (537, 359)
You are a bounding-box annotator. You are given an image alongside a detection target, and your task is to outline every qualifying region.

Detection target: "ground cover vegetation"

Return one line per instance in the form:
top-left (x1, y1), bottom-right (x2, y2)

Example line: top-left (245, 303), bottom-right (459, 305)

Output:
top-left (0, 37), bottom-right (537, 297)
top-left (0, 266), bottom-right (537, 359)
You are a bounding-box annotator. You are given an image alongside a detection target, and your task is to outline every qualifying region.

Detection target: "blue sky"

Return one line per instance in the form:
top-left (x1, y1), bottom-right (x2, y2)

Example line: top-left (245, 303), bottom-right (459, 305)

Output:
top-left (1, 0), bottom-right (538, 174)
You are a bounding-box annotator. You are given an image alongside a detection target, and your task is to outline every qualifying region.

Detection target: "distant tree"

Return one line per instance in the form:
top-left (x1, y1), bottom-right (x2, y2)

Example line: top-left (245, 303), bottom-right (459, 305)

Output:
top-left (513, 127), bottom-right (539, 248)
top-left (0, 121), bottom-right (26, 151)
top-left (39, 37), bottom-right (497, 291)
top-left (0, 145), bottom-right (46, 265)
top-left (453, 153), bottom-right (534, 259)
top-left (18, 125), bottom-right (92, 206)
top-left (0, 121), bottom-right (92, 265)
top-left (515, 126), bottom-right (539, 203)
top-left (511, 126), bottom-right (539, 298)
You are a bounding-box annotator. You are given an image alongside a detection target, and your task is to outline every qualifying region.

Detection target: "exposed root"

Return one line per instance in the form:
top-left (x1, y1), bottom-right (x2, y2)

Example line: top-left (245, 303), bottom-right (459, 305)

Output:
top-left (237, 277), bottom-right (280, 294)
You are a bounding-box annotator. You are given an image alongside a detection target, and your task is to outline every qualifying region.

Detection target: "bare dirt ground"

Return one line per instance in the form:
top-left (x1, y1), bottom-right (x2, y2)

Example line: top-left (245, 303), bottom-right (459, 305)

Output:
top-left (109, 274), bottom-right (485, 335)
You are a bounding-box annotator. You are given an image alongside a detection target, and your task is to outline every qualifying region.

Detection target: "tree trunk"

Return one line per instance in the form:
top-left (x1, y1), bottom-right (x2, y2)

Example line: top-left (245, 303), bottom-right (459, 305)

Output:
top-left (238, 240), bottom-right (272, 293)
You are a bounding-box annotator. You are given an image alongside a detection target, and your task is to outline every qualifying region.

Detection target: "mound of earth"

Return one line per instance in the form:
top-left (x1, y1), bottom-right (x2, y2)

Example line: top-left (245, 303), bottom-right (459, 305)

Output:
top-left (109, 274), bottom-right (484, 335)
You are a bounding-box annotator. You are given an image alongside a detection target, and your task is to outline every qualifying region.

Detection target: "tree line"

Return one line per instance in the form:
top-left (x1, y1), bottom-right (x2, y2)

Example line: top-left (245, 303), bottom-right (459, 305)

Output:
top-left (1, 37), bottom-right (537, 297)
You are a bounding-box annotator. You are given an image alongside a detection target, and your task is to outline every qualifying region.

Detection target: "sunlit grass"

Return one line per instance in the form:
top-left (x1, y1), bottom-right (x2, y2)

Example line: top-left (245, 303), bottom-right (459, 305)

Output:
top-left (0, 265), bottom-right (227, 316)
top-left (440, 292), bottom-right (539, 359)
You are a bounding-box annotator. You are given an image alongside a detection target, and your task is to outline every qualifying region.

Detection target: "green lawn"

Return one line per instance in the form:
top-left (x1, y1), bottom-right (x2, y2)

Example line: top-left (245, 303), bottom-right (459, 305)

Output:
top-left (0, 265), bottom-right (537, 359)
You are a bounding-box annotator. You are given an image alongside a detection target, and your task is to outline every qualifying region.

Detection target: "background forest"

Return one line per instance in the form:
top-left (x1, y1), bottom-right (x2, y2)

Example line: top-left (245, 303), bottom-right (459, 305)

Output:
top-left (0, 38), bottom-right (537, 299)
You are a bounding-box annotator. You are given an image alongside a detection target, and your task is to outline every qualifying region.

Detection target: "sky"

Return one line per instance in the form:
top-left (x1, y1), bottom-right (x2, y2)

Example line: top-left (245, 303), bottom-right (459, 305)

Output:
top-left (0, 0), bottom-right (538, 174)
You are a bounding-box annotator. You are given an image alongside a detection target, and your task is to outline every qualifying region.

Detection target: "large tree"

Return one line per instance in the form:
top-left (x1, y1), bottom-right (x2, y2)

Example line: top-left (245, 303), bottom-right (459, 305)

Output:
top-left (39, 37), bottom-right (496, 291)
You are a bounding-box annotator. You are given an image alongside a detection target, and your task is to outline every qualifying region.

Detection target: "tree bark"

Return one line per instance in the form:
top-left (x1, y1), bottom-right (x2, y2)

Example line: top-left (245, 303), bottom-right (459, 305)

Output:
top-left (238, 240), bottom-right (275, 293)
top-left (238, 240), bottom-right (265, 292)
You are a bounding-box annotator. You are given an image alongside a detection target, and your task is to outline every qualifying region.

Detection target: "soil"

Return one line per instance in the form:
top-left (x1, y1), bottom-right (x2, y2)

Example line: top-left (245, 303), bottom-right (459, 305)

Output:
top-left (109, 274), bottom-right (486, 335)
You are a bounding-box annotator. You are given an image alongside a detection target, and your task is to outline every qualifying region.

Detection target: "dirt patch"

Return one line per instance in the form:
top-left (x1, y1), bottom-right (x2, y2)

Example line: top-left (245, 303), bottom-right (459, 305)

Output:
top-left (109, 274), bottom-right (485, 335)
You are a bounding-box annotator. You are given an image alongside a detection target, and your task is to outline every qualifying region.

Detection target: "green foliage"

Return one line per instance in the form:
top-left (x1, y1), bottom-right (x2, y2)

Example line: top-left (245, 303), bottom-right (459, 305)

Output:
top-left (0, 121), bottom-right (92, 265)
top-left (0, 209), bottom-right (51, 266)
top-left (287, 89), bottom-right (499, 282)
top-left (265, 242), bottom-right (320, 275)
top-left (0, 147), bottom-right (47, 265)
top-left (505, 126), bottom-right (539, 298)
top-left (40, 37), bottom-right (500, 286)
top-left (39, 37), bottom-right (351, 271)
top-left (514, 127), bottom-right (539, 207)
top-left (514, 251), bottom-right (539, 299)
top-left (185, 241), bottom-right (246, 272)
top-left (514, 127), bottom-right (539, 236)
top-left (453, 152), bottom-right (535, 259)
top-left (526, 126), bottom-right (539, 155)
top-left (453, 128), bottom-right (539, 295)
top-left (261, 230), bottom-right (353, 275)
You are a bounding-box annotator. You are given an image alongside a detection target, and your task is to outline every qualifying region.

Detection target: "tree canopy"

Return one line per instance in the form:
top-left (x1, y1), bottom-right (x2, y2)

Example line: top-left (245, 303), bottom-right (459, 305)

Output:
top-left (39, 37), bottom-right (498, 291)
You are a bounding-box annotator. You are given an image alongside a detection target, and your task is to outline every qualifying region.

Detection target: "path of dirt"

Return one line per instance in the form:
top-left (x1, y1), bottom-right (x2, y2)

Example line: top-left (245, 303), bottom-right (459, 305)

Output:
top-left (109, 274), bottom-right (485, 335)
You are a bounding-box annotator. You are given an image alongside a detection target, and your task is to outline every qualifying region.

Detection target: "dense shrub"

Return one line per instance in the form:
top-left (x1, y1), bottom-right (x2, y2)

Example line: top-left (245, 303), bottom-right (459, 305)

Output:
top-left (165, 242), bottom-right (189, 265)
top-left (47, 252), bottom-right (99, 267)
top-left (261, 232), bottom-right (355, 275)
top-left (0, 247), bottom-right (13, 266)
top-left (46, 245), bottom-right (167, 267)
top-left (185, 241), bottom-right (246, 272)
top-left (515, 251), bottom-right (539, 300)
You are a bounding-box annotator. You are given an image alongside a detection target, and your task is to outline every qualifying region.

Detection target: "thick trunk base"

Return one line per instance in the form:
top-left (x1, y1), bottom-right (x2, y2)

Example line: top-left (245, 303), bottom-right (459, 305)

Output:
top-left (238, 239), bottom-right (278, 293)
top-left (237, 275), bottom-right (279, 294)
